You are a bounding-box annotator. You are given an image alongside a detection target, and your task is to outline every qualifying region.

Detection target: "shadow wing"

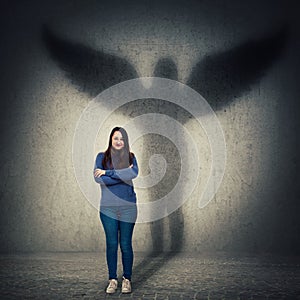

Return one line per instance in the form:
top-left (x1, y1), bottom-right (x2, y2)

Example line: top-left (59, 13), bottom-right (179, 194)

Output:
top-left (42, 25), bottom-right (138, 98)
top-left (187, 26), bottom-right (289, 111)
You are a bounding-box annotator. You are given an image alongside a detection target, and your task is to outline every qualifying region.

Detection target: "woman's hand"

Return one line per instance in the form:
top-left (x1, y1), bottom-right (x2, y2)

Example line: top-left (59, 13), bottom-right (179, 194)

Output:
top-left (94, 168), bottom-right (106, 177)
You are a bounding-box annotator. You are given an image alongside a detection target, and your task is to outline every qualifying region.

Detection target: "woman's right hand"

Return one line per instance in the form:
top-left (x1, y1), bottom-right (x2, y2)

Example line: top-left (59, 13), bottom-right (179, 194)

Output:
top-left (94, 168), bottom-right (106, 177)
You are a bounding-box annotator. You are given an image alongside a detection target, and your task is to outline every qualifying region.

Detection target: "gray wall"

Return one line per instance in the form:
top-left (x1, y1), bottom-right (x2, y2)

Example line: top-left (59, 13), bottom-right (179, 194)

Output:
top-left (0, 0), bottom-right (299, 253)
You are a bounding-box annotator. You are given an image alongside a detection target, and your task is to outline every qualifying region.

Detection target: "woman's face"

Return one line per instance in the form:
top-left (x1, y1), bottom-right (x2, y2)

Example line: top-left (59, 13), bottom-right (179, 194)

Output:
top-left (111, 131), bottom-right (125, 151)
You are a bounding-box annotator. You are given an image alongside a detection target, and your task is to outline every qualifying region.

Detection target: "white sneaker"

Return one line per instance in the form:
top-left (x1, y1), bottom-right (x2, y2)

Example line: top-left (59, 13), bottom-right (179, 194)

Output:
top-left (121, 276), bottom-right (132, 293)
top-left (106, 279), bottom-right (118, 294)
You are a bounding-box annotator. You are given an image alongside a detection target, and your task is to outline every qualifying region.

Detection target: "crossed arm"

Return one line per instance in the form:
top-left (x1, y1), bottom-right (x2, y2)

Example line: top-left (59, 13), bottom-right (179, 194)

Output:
top-left (93, 153), bottom-right (138, 186)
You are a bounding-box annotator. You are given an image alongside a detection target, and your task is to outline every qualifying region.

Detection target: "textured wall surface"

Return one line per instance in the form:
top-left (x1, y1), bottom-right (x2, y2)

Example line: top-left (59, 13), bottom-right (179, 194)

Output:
top-left (0, 0), bottom-right (299, 253)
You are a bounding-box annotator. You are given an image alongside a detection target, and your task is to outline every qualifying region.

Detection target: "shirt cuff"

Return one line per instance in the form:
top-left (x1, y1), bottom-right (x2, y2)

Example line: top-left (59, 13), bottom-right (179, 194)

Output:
top-left (105, 170), bottom-right (114, 176)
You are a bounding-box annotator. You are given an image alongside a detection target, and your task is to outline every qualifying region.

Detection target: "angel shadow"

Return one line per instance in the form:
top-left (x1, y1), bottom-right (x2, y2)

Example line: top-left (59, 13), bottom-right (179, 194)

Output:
top-left (41, 25), bottom-right (289, 285)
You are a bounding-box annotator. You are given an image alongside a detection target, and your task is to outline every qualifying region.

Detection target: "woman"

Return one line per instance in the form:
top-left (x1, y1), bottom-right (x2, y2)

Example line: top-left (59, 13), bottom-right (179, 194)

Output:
top-left (93, 127), bottom-right (138, 294)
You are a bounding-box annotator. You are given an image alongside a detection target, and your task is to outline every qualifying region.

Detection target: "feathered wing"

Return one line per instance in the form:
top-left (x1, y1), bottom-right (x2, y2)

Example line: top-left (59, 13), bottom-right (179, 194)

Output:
top-left (42, 25), bottom-right (138, 97)
top-left (187, 26), bottom-right (289, 111)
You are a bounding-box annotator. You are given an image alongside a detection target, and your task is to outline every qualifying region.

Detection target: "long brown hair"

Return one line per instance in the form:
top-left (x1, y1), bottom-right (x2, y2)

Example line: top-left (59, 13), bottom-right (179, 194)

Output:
top-left (102, 127), bottom-right (134, 169)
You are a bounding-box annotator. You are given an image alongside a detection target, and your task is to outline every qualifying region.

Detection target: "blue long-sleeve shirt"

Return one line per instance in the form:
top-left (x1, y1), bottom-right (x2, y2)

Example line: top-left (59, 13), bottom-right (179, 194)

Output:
top-left (94, 152), bottom-right (138, 206)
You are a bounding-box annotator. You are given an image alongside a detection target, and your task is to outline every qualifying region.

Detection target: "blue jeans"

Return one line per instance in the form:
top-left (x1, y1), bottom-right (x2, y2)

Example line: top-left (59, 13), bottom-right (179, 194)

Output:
top-left (100, 205), bottom-right (137, 280)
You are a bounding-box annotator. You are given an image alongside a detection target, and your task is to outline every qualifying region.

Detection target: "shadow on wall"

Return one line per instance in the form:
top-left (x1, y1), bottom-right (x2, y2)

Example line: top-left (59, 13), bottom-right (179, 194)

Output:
top-left (42, 24), bottom-right (288, 111)
top-left (132, 58), bottom-right (185, 287)
top-left (41, 24), bottom-right (289, 279)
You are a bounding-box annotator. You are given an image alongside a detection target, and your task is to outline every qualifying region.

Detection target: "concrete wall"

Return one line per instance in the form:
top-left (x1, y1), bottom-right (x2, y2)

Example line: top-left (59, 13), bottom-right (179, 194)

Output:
top-left (0, 0), bottom-right (299, 253)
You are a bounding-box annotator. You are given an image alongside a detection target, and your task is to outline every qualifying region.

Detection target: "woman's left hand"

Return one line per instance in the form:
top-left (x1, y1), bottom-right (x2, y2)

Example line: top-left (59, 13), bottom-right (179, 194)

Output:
top-left (94, 168), bottom-right (106, 177)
